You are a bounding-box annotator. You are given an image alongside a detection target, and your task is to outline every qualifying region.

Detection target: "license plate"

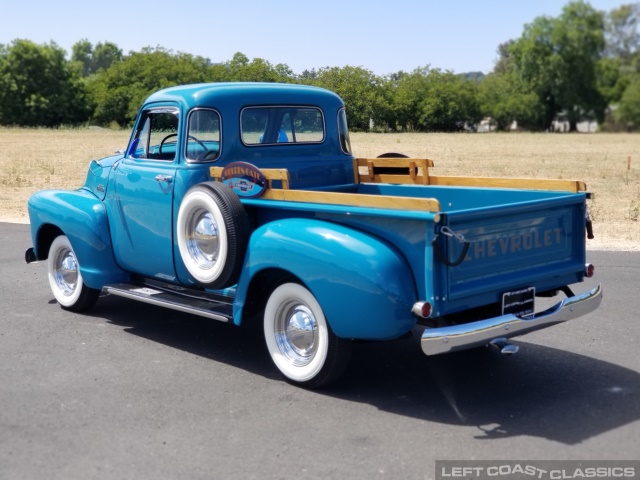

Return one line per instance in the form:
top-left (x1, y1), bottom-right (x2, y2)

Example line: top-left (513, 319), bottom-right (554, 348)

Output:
top-left (502, 287), bottom-right (535, 317)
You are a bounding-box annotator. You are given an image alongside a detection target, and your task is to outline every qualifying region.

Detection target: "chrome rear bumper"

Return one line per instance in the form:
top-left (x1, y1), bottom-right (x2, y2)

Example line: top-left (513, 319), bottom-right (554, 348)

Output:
top-left (421, 284), bottom-right (603, 356)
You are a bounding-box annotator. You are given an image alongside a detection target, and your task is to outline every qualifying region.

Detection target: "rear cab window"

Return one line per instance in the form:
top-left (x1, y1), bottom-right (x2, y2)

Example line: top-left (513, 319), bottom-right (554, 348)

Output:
top-left (241, 106), bottom-right (324, 145)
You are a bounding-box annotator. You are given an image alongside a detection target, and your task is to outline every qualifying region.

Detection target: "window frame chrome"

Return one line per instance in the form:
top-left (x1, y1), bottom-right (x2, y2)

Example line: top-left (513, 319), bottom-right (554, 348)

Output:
top-left (337, 107), bottom-right (352, 155)
top-left (126, 106), bottom-right (181, 162)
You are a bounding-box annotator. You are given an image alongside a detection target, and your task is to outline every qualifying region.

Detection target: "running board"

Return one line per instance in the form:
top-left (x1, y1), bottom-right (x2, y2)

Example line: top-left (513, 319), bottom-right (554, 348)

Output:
top-left (103, 281), bottom-right (233, 322)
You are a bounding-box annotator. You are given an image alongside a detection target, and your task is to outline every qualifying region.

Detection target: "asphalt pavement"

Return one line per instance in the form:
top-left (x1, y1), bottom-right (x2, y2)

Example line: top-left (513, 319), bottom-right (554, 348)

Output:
top-left (1, 222), bottom-right (638, 480)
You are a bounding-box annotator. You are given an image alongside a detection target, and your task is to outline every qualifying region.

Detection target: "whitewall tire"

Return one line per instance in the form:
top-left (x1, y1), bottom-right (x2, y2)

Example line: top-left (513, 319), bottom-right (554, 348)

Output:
top-left (264, 283), bottom-right (351, 388)
top-left (177, 182), bottom-right (249, 289)
top-left (47, 235), bottom-right (99, 312)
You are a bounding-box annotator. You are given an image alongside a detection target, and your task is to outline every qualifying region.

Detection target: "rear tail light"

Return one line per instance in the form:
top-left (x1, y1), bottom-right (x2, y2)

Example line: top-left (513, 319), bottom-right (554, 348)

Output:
top-left (585, 263), bottom-right (595, 278)
top-left (412, 301), bottom-right (432, 319)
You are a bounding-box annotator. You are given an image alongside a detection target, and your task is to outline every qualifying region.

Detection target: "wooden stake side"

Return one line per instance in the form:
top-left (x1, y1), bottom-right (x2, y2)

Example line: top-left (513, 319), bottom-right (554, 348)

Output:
top-left (353, 157), bottom-right (587, 193)
top-left (354, 157), bottom-right (434, 185)
top-left (210, 158), bottom-right (586, 214)
top-left (428, 175), bottom-right (587, 193)
top-left (211, 165), bottom-right (440, 212)
top-left (260, 188), bottom-right (441, 213)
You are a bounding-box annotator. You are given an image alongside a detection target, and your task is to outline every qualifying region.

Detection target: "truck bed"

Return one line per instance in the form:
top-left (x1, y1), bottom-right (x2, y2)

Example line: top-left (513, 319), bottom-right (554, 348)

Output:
top-left (357, 182), bottom-right (587, 317)
top-left (231, 158), bottom-right (591, 320)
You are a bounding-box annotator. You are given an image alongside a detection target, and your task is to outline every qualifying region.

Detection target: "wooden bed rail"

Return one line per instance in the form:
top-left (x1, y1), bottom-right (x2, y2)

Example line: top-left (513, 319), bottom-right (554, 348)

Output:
top-left (209, 165), bottom-right (441, 212)
top-left (354, 157), bottom-right (587, 193)
top-left (354, 157), bottom-right (434, 185)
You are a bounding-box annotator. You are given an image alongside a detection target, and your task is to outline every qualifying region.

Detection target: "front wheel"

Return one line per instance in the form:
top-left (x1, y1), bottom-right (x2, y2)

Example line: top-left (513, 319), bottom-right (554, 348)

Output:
top-left (264, 283), bottom-right (351, 389)
top-left (47, 235), bottom-right (100, 312)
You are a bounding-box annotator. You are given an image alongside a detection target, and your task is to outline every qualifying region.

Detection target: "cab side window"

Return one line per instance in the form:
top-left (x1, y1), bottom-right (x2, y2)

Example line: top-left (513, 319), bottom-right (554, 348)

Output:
top-left (186, 109), bottom-right (221, 162)
top-left (128, 108), bottom-right (179, 161)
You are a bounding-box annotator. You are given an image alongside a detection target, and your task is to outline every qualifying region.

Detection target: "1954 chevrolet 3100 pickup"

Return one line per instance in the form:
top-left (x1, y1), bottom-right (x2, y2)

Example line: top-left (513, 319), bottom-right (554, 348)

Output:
top-left (26, 83), bottom-right (603, 388)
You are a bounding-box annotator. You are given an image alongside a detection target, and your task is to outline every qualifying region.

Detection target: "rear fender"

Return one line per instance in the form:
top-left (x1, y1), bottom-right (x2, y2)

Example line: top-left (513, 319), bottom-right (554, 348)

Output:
top-left (235, 218), bottom-right (418, 340)
top-left (28, 189), bottom-right (128, 289)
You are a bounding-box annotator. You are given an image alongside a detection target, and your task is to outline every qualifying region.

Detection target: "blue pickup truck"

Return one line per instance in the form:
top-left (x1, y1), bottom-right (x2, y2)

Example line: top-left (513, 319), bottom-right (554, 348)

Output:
top-left (25, 83), bottom-right (602, 388)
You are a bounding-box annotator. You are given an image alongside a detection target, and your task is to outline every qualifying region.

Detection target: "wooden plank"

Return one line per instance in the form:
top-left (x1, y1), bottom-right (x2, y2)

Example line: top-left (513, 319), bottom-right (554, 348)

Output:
top-left (357, 172), bottom-right (430, 185)
top-left (353, 158), bottom-right (587, 193)
top-left (263, 168), bottom-right (290, 189)
top-left (354, 157), bottom-right (434, 185)
top-left (355, 157), bottom-right (435, 168)
top-left (210, 164), bottom-right (439, 211)
top-left (259, 189), bottom-right (441, 212)
top-left (428, 175), bottom-right (587, 193)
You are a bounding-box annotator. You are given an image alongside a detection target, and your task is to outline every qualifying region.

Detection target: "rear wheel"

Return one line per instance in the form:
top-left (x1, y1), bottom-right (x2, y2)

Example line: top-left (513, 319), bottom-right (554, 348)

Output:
top-left (47, 235), bottom-right (99, 312)
top-left (264, 283), bottom-right (351, 388)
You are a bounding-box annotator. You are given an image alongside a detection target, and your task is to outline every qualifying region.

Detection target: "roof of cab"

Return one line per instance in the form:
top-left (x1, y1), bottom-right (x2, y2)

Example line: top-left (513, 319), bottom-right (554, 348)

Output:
top-left (143, 82), bottom-right (345, 111)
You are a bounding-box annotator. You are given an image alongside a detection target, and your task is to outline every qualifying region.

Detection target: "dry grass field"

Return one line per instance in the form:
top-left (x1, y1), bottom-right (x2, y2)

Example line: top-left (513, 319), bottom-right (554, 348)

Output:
top-left (1, 127), bottom-right (639, 250)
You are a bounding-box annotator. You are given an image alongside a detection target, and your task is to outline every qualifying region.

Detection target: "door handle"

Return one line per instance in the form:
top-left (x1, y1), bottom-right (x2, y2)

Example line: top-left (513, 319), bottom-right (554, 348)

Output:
top-left (155, 175), bottom-right (173, 183)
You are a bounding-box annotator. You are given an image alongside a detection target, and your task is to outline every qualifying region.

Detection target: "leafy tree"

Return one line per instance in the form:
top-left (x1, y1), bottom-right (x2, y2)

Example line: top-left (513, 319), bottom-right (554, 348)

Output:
top-left (390, 67), bottom-right (481, 132)
top-left (417, 69), bottom-right (481, 131)
top-left (479, 71), bottom-right (540, 131)
top-left (614, 74), bottom-right (640, 127)
top-left (594, 4), bottom-right (640, 130)
top-left (306, 66), bottom-right (387, 131)
top-left (208, 52), bottom-right (295, 83)
top-left (71, 39), bottom-right (123, 77)
top-left (92, 42), bottom-right (123, 73)
top-left (0, 39), bottom-right (89, 126)
top-left (510, 1), bottom-right (607, 131)
top-left (494, 40), bottom-right (516, 75)
top-left (482, 41), bottom-right (543, 130)
top-left (597, 56), bottom-right (630, 106)
top-left (604, 3), bottom-right (640, 64)
top-left (272, 63), bottom-right (295, 82)
top-left (391, 68), bottom-right (430, 131)
top-left (87, 47), bottom-right (210, 126)
top-left (300, 68), bottom-right (318, 80)
top-left (71, 39), bottom-right (93, 77)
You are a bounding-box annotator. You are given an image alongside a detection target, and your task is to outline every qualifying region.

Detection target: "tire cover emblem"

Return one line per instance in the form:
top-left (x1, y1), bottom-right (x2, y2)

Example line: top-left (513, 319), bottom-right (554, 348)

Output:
top-left (220, 162), bottom-right (267, 198)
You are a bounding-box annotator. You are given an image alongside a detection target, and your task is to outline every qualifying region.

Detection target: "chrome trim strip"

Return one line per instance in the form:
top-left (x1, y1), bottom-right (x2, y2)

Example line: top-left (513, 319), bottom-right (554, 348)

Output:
top-left (104, 285), bottom-right (230, 323)
top-left (421, 284), bottom-right (602, 356)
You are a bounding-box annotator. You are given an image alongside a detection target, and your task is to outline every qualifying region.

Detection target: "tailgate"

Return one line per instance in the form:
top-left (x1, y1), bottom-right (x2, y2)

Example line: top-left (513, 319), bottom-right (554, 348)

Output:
top-left (434, 193), bottom-right (587, 316)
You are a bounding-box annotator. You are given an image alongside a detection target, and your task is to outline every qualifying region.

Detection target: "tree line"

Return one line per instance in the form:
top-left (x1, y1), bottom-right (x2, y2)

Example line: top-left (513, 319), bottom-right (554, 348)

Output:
top-left (2, 1), bottom-right (640, 132)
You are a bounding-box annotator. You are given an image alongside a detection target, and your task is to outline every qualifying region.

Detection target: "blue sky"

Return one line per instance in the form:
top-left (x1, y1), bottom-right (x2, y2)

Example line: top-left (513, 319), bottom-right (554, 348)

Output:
top-left (0, 0), bottom-right (629, 76)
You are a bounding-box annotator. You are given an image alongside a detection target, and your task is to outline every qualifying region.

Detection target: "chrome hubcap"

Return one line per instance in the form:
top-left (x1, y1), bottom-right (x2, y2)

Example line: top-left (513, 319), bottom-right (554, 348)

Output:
top-left (54, 248), bottom-right (78, 296)
top-left (186, 210), bottom-right (219, 269)
top-left (274, 301), bottom-right (318, 366)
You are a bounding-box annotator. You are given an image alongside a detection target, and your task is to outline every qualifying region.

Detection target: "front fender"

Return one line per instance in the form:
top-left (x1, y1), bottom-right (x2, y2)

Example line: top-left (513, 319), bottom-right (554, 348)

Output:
top-left (28, 188), bottom-right (128, 289)
top-left (235, 218), bottom-right (418, 340)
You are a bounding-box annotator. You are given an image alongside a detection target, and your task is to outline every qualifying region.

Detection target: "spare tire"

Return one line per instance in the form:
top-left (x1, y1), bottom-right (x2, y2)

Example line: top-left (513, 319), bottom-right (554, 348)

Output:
top-left (177, 182), bottom-right (250, 288)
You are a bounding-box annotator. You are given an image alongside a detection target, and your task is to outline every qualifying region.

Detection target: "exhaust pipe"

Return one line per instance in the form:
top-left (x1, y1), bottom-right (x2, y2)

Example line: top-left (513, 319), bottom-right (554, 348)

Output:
top-left (490, 338), bottom-right (519, 355)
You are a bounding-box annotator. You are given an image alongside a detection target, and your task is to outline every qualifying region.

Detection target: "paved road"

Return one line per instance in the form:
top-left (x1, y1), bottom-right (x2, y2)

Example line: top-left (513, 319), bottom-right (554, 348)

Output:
top-left (1, 222), bottom-right (639, 480)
